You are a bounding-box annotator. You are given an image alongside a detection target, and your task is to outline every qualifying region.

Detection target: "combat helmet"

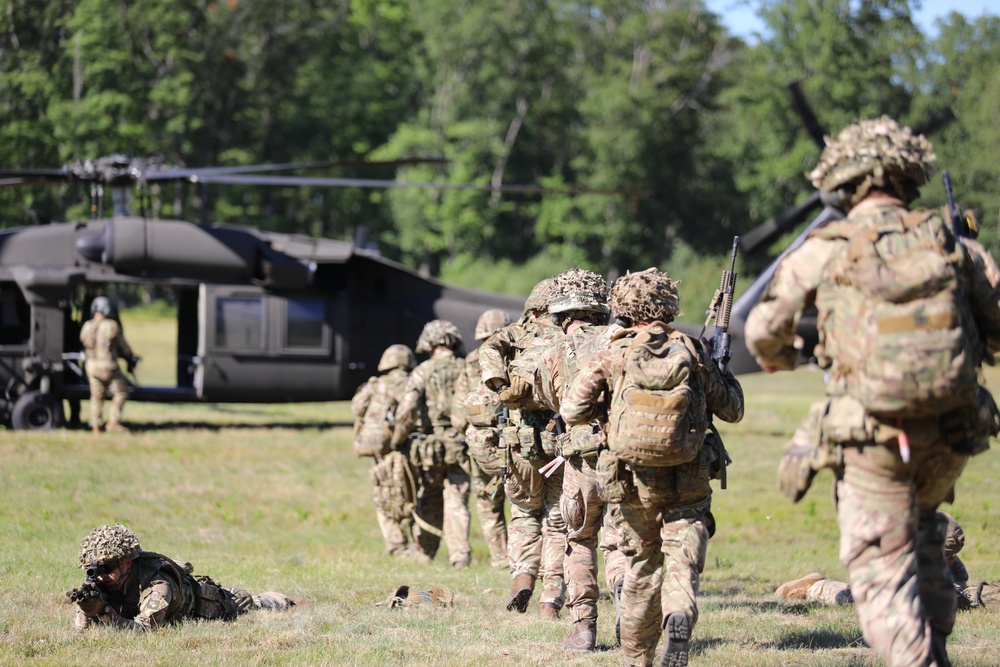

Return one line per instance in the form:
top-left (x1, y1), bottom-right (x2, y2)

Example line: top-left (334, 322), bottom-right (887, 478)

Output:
top-left (549, 268), bottom-right (610, 320)
top-left (415, 319), bottom-right (463, 354)
top-left (609, 268), bottom-right (682, 325)
top-left (378, 344), bottom-right (416, 372)
top-left (90, 296), bottom-right (112, 317)
top-left (523, 278), bottom-right (557, 316)
top-left (475, 309), bottom-right (511, 341)
top-left (941, 511), bottom-right (965, 558)
top-left (808, 115), bottom-right (936, 205)
top-left (78, 523), bottom-right (141, 568)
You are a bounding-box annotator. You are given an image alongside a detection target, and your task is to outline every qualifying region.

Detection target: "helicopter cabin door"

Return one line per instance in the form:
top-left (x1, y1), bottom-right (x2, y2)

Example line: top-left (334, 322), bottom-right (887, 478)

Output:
top-left (196, 284), bottom-right (339, 402)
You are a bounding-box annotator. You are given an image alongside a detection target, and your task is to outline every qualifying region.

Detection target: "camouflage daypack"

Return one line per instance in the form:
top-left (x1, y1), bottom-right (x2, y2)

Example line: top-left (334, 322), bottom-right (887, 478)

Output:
top-left (370, 450), bottom-right (416, 522)
top-left (814, 208), bottom-right (980, 418)
top-left (354, 371), bottom-right (408, 457)
top-left (608, 323), bottom-right (707, 467)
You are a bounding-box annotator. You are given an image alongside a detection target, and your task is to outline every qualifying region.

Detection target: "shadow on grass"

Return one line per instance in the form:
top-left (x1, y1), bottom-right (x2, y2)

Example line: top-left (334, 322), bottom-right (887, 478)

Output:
top-left (66, 421), bottom-right (352, 432)
top-left (772, 628), bottom-right (866, 650)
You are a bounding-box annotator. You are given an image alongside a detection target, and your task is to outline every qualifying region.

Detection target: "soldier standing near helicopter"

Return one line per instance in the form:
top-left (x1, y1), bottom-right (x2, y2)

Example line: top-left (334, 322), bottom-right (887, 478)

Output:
top-left (80, 296), bottom-right (138, 433)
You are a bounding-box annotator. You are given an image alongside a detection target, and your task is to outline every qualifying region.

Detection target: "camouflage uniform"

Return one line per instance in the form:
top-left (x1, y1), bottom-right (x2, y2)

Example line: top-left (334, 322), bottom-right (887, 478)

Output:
top-left (71, 524), bottom-right (295, 632)
top-left (479, 279), bottom-right (567, 616)
top-left (392, 320), bottom-right (471, 567)
top-left (350, 345), bottom-right (416, 557)
top-left (537, 269), bottom-right (628, 649)
top-left (746, 117), bottom-right (1000, 667)
top-left (80, 297), bottom-right (135, 431)
top-left (452, 309), bottom-right (511, 570)
top-left (562, 269), bottom-right (744, 667)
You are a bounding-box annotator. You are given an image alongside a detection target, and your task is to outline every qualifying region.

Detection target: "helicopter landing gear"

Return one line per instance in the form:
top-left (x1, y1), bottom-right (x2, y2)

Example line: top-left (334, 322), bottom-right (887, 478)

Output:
top-left (11, 390), bottom-right (65, 431)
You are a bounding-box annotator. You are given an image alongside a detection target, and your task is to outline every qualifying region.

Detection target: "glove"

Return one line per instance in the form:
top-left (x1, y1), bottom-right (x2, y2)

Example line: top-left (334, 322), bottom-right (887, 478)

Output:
top-left (497, 376), bottom-right (531, 406)
top-left (75, 594), bottom-right (107, 618)
top-left (127, 356), bottom-right (140, 374)
top-left (776, 441), bottom-right (818, 503)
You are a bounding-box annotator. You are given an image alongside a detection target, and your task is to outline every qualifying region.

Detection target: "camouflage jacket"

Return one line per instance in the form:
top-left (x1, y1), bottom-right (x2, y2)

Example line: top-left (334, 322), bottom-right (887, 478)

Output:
top-left (351, 368), bottom-right (411, 421)
top-left (80, 317), bottom-right (134, 375)
top-left (479, 315), bottom-right (562, 414)
top-left (745, 197), bottom-right (1000, 373)
top-left (450, 347), bottom-right (482, 432)
top-left (561, 325), bottom-right (744, 435)
top-left (78, 551), bottom-right (197, 631)
top-left (538, 322), bottom-right (619, 413)
top-left (392, 349), bottom-right (465, 444)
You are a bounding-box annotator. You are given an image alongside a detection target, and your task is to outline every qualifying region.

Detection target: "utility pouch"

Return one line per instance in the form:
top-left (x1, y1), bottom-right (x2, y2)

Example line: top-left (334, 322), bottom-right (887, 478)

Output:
top-left (518, 425), bottom-right (541, 460)
top-left (539, 426), bottom-right (559, 458)
top-left (595, 449), bottom-right (632, 503)
top-left (192, 575), bottom-right (240, 621)
top-left (467, 426), bottom-right (503, 476)
top-left (563, 422), bottom-right (605, 459)
top-left (500, 425), bottom-right (519, 453)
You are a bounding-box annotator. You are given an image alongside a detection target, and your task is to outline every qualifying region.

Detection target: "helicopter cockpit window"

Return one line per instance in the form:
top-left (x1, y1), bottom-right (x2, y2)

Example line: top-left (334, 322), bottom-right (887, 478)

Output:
top-left (215, 297), bottom-right (264, 350)
top-left (284, 296), bottom-right (326, 350)
top-left (0, 284), bottom-right (30, 346)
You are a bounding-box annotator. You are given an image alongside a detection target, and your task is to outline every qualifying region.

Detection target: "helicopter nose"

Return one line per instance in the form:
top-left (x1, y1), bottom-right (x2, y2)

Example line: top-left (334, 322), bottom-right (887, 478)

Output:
top-left (76, 230), bottom-right (106, 264)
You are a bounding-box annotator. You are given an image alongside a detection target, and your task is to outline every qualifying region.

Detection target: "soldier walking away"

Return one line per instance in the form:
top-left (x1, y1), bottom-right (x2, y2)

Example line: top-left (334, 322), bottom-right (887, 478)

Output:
top-left (391, 320), bottom-right (472, 568)
top-left (80, 296), bottom-right (138, 433)
top-left (479, 278), bottom-right (568, 620)
top-left (351, 344), bottom-right (418, 557)
top-left (746, 116), bottom-right (1000, 667)
top-left (561, 269), bottom-right (744, 667)
top-left (68, 524), bottom-right (298, 632)
top-left (537, 268), bottom-right (629, 651)
top-left (452, 308), bottom-right (512, 570)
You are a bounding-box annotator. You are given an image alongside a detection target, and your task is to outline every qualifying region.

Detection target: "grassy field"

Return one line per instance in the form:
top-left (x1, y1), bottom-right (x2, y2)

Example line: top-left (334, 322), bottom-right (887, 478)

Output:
top-left (1, 311), bottom-right (999, 665)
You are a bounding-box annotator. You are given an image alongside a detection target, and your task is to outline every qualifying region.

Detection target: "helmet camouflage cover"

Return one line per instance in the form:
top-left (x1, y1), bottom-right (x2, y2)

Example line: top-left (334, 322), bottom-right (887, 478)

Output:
top-left (548, 268), bottom-right (610, 316)
top-left (475, 309), bottom-right (511, 341)
top-left (378, 344), bottom-right (416, 372)
top-left (609, 268), bottom-right (682, 324)
top-left (808, 115), bottom-right (936, 193)
top-left (523, 278), bottom-right (558, 315)
top-left (78, 523), bottom-right (141, 568)
top-left (415, 319), bottom-right (463, 354)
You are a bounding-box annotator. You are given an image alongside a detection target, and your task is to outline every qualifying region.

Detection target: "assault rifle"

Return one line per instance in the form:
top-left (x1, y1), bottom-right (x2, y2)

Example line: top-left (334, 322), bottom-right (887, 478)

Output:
top-left (943, 171), bottom-right (976, 239)
top-left (66, 560), bottom-right (110, 608)
top-left (702, 236), bottom-right (740, 373)
top-left (700, 237), bottom-right (740, 489)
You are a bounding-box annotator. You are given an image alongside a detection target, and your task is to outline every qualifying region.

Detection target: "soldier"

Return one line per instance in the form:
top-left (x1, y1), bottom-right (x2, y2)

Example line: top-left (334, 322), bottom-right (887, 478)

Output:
top-left (775, 512), bottom-right (966, 608)
top-left (537, 268), bottom-right (628, 650)
top-left (350, 344), bottom-right (418, 557)
top-left (69, 524), bottom-right (297, 632)
top-left (746, 116), bottom-right (1000, 667)
top-left (390, 320), bottom-right (471, 567)
top-left (451, 308), bottom-right (512, 570)
top-left (561, 268), bottom-right (744, 667)
top-left (479, 278), bottom-right (567, 619)
top-left (80, 296), bottom-right (138, 433)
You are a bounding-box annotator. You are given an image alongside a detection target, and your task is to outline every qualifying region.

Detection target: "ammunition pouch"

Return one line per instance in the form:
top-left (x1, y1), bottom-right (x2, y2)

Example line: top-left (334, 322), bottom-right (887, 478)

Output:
top-left (371, 450), bottom-right (416, 522)
top-left (562, 422), bottom-right (604, 459)
top-left (595, 449), bottom-right (633, 504)
top-left (465, 384), bottom-right (502, 428)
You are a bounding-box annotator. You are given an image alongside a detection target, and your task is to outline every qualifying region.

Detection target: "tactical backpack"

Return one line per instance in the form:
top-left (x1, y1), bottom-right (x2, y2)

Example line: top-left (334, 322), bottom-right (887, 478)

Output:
top-left (354, 372), bottom-right (408, 458)
top-left (608, 323), bottom-right (707, 467)
top-left (814, 209), bottom-right (980, 418)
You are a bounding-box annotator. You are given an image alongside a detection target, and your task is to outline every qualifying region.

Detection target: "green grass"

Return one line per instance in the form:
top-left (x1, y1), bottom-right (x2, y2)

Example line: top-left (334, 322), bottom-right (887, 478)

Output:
top-left (1, 312), bottom-right (999, 665)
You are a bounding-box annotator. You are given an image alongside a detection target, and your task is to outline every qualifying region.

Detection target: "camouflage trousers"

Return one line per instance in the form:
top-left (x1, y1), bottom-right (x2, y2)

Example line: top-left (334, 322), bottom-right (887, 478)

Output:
top-left (505, 450), bottom-right (567, 608)
top-left (837, 428), bottom-right (968, 667)
top-left (87, 366), bottom-right (128, 427)
top-left (809, 579), bottom-right (853, 605)
top-left (413, 462), bottom-right (472, 567)
top-left (613, 462), bottom-right (712, 667)
top-left (374, 505), bottom-right (410, 557)
top-left (561, 454), bottom-right (628, 622)
top-left (471, 458), bottom-right (508, 569)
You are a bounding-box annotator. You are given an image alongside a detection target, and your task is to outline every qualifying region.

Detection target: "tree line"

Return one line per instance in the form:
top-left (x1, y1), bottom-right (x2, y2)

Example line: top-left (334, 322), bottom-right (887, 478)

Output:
top-left (2, 0), bottom-right (998, 298)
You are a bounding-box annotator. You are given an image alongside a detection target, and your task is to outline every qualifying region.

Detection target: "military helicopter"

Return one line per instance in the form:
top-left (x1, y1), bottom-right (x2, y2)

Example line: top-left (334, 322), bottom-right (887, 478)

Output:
top-left (0, 155), bottom-right (545, 430)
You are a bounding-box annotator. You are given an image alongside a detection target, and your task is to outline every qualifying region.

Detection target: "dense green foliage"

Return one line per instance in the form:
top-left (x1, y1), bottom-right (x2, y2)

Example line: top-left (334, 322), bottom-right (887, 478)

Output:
top-left (2, 0), bottom-right (999, 287)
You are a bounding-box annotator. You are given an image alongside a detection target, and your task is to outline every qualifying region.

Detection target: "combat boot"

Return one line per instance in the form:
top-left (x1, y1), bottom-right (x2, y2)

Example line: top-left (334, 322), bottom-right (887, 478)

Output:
top-left (659, 612), bottom-right (691, 667)
top-left (774, 572), bottom-right (824, 601)
top-left (540, 602), bottom-right (560, 619)
top-left (506, 573), bottom-right (535, 613)
top-left (106, 421), bottom-right (130, 433)
top-left (562, 618), bottom-right (597, 651)
top-left (613, 577), bottom-right (624, 646)
top-left (92, 425), bottom-right (102, 434)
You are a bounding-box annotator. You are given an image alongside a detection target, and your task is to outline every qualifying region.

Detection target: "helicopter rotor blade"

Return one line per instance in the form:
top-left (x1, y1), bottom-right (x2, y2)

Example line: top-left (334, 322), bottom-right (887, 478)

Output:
top-left (184, 173), bottom-right (644, 196)
top-left (144, 157), bottom-right (450, 181)
top-left (913, 108), bottom-right (956, 137)
top-left (739, 191), bottom-right (823, 253)
top-left (787, 80), bottom-right (828, 149)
